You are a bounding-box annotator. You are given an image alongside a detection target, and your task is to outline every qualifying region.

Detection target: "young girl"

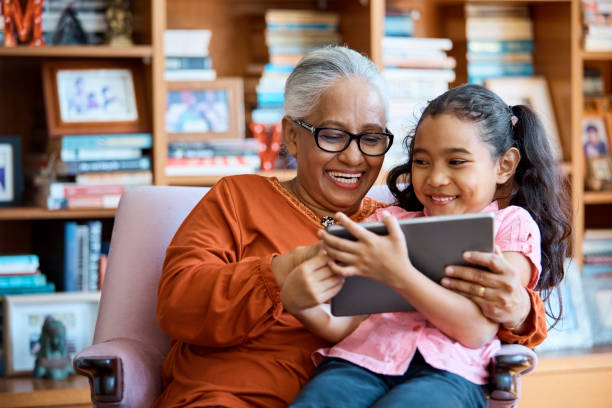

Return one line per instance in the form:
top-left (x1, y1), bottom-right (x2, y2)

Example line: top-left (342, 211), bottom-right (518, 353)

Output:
top-left (289, 84), bottom-right (571, 407)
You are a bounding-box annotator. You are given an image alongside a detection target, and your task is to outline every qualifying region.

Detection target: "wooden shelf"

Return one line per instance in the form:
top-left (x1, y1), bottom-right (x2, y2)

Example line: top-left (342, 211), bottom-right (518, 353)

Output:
top-left (0, 45), bottom-right (154, 58)
top-left (167, 170), bottom-right (297, 186)
top-left (584, 190), bottom-right (612, 205)
top-left (0, 207), bottom-right (116, 221)
top-left (580, 50), bottom-right (612, 61)
top-left (0, 374), bottom-right (91, 408)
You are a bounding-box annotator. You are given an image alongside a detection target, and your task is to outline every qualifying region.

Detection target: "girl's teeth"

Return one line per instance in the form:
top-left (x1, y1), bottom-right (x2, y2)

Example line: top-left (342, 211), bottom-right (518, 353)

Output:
top-left (432, 196), bottom-right (455, 202)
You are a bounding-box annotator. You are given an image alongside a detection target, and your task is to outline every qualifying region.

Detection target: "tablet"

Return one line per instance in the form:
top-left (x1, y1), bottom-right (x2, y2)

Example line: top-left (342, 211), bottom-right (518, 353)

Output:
top-left (328, 212), bottom-right (495, 316)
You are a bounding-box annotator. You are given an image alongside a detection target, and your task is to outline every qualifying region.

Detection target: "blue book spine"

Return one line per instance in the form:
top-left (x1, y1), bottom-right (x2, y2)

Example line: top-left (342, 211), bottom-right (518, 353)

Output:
top-left (88, 220), bottom-right (102, 291)
top-left (0, 274), bottom-right (46, 288)
top-left (257, 91), bottom-right (284, 105)
top-left (0, 282), bottom-right (55, 295)
top-left (0, 254), bottom-right (40, 273)
top-left (64, 221), bottom-right (79, 292)
top-left (61, 157), bottom-right (151, 175)
top-left (61, 133), bottom-right (153, 149)
top-left (264, 64), bottom-right (295, 74)
top-left (467, 40), bottom-right (535, 54)
top-left (582, 263), bottom-right (612, 276)
top-left (468, 62), bottom-right (534, 77)
top-left (165, 56), bottom-right (212, 70)
top-left (384, 16), bottom-right (414, 36)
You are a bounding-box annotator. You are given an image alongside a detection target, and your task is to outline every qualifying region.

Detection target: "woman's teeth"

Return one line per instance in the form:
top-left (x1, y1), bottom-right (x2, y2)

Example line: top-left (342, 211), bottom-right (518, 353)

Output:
top-left (328, 171), bottom-right (361, 184)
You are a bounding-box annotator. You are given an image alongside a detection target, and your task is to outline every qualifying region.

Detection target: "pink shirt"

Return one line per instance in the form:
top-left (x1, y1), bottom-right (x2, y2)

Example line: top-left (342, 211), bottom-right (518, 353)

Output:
top-left (314, 202), bottom-right (542, 384)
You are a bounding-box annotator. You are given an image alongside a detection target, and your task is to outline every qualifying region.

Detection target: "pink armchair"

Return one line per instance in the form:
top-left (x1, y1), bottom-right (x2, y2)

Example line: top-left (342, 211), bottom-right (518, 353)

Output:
top-left (74, 185), bottom-right (536, 408)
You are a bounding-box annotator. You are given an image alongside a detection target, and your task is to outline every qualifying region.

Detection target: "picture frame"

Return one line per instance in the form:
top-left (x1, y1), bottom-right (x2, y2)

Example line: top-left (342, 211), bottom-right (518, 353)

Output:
top-left (2, 291), bottom-right (100, 376)
top-left (535, 259), bottom-right (593, 353)
top-left (586, 156), bottom-right (612, 191)
top-left (42, 60), bottom-right (149, 137)
top-left (582, 115), bottom-right (611, 159)
top-left (582, 271), bottom-right (612, 345)
top-left (0, 136), bottom-right (24, 207)
top-left (165, 78), bottom-right (245, 141)
top-left (483, 76), bottom-right (563, 160)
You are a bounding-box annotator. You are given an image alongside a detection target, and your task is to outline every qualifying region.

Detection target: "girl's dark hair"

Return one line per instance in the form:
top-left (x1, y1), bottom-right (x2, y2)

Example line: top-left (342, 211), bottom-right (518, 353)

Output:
top-left (387, 84), bottom-right (572, 325)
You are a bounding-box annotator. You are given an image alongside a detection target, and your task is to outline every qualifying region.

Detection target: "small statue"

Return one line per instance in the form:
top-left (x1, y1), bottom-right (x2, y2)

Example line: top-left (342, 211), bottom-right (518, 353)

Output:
top-left (51, 4), bottom-right (88, 45)
top-left (105, 0), bottom-right (133, 46)
top-left (33, 316), bottom-right (75, 380)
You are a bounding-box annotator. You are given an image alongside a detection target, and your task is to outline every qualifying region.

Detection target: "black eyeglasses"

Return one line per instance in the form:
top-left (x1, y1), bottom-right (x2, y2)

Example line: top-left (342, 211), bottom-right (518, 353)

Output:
top-left (292, 118), bottom-right (394, 157)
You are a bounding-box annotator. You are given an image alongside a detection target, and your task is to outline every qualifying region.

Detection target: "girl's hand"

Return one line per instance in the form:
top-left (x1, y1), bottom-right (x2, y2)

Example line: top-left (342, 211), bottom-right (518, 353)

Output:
top-left (440, 246), bottom-right (531, 330)
top-left (319, 211), bottom-right (414, 289)
top-left (279, 248), bottom-right (345, 315)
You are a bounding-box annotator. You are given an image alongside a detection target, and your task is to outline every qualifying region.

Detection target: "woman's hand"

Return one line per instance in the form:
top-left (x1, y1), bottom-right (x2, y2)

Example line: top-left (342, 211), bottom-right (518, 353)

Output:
top-left (274, 245), bottom-right (345, 314)
top-left (440, 246), bottom-right (532, 331)
top-left (319, 211), bottom-right (414, 289)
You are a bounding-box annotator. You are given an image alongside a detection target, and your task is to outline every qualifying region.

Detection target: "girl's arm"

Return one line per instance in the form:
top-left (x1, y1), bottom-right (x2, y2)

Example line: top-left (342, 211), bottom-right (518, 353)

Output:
top-left (321, 211), bottom-right (532, 349)
top-left (290, 304), bottom-right (369, 343)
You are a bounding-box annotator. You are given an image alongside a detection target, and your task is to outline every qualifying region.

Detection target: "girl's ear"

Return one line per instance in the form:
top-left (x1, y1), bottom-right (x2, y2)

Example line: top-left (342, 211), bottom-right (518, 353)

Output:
top-left (497, 147), bottom-right (520, 184)
top-left (282, 116), bottom-right (298, 158)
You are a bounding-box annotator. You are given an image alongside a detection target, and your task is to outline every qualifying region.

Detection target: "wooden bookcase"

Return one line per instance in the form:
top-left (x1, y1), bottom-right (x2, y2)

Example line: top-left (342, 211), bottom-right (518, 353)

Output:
top-left (0, 0), bottom-right (611, 405)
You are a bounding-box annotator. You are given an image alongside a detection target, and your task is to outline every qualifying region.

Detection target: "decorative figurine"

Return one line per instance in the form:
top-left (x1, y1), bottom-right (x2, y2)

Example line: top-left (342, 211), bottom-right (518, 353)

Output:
top-left (51, 4), bottom-right (88, 45)
top-left (250, 122), bottom-right (283, 171)
top-left (3, 0), bottom-right (45, 47)
top-left (105, 0), bottom-right (133, 46)
top-left (33, 316), bottom-right (75, 380)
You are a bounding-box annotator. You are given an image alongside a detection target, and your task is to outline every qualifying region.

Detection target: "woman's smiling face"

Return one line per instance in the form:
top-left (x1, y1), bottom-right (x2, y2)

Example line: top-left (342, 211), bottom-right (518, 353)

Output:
top-left (284, 77), bottom-right (387, 217)
top-left (410, 113), bottom-right (504, 216)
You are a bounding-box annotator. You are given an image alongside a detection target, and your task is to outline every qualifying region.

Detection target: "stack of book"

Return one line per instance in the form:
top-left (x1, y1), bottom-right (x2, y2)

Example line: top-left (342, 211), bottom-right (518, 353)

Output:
top-left (33, 220), bottom-right (104, 292)
top-left (381, 9), bottom-right (454, 169)
top-left (583, 0), bottom-right (612, 51)
top-left (465, 4), bottom-right (535, 85)
top-left (0, 254), bottom-right (55, 295)
top-left (166, 138), bottom-right (262, 176)
top-left (35, 133), bottom-right (153, 209)
top-left (250, 9), bottom-right (340, 126)
top-left (583, 229), bottom-right (612, 277)
top-left (42, 0), bottom-right (108, 45)
top-left (164, 29), bottom-right (216, 81)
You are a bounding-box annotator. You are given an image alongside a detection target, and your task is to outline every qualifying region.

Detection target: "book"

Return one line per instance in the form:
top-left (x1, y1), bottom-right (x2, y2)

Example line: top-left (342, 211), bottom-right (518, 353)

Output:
top-left (66, 194), bottom-right (122, 209)
top-left (0, 273), bottom-right (47, 289)
top-left (467, 40), bottom-right (534, 54)
top-left (164, 29), bottom-right (211, 57)
top-left (60, 147), bottom-right (143, 161)
top-left (165, 56), bottom-right (213, 70)
top-left (383, 68), bottom-right (456, 83)
top-left (59, 133), bottom-right (153, 149)
top-left (466, 17), bottom-right (533, 41)
top-left (75, 170), bottom-right (153, 186)
top-left (33, 221), bottom-right (79, 292)
top-left (165, 156), bottom-right (260, 176)
top-left (76, 224), bottom-right (90, 291)
top-left (265, 9), bottom-right (340, 25)
top-left (0, 254), bottom-right (40, 274)
top-left (382, 36), bottom-right (453, 51)
top-left (88, 220), bottom-right (102, 292)
top-left (164, 69), bottom-right (217, 81)
top-left (0, 282), bottom-right (55, 295)
top-left (55, 157), bottom-right (151, 176)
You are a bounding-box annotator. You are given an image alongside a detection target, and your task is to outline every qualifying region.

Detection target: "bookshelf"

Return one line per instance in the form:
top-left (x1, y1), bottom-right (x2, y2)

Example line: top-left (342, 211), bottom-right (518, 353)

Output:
top-left (0, 0), bottom-right (611, 405)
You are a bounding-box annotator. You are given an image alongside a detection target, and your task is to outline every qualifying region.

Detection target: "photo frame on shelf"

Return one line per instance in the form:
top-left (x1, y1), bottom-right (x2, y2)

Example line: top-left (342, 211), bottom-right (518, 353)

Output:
top-left (0, 136), bottom-right (24, 207)
top-left (535, 259), bottom-right (593, 353)
top-left (42, 60), bottom-right (149, 137)
top-left (165, 78), bottom-right (245, 141)
top-left (483, 76), bottom-right (563, 160)
top-left (582, 271), bottom-right (612, 346)
top-left (582, 115), bottom-right (611, 159)
top-left (2, 291), bottom-right (100, 376)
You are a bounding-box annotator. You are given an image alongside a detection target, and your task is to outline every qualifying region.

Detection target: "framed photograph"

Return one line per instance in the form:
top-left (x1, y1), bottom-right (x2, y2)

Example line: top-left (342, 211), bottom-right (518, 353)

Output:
top-left (42, 60), bottom-right (149, 137)
top-left (582, 271), bottom-right (612, 345)
top-left (165, 78), bottom-right (245, 141)
top-left (0, 136), bottom-right (24, 207)
top-left (535, 259), bottom-right (593, 353)
top-left (582, 116), bottom-right (611, 158)
top-left (483, 76), bottom-right (563, 160)
top-left (586, 156), bottom-right (612, 191)
top-left (2, 291), bottom-right (100, 376)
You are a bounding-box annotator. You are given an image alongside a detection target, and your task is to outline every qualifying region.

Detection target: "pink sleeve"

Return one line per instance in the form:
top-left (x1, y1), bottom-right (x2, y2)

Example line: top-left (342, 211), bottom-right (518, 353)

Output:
top-left (494, 206), bottom-right (542, 289)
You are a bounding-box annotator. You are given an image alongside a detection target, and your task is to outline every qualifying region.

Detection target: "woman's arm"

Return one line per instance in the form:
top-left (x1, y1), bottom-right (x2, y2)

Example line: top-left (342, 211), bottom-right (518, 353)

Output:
top-left (440, 248), bottom-right (548, 347)
top-left (290, 304), bottom-right (368, 343)
top-left (321, 211), bottom-right (503, 349)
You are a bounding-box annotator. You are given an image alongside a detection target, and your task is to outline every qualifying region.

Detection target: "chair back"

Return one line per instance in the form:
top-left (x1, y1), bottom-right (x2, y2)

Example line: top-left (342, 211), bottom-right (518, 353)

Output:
top-left (93, 186), bottom-right (209, 356)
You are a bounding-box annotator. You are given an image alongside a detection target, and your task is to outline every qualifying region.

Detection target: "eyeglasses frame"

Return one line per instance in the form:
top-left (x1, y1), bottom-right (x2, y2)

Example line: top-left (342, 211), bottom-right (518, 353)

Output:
top-left (291, 118), bottom-right (394, 157)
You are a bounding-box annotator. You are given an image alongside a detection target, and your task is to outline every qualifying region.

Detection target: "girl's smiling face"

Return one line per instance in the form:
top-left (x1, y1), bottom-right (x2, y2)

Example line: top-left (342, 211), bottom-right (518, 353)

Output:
top-left (411, 113), bottom-right (511, 216)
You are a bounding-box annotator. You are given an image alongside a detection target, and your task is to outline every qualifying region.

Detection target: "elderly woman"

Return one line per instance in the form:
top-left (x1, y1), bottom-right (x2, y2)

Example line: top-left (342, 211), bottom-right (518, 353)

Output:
top-left (154, 46), bottom-right (546, 408)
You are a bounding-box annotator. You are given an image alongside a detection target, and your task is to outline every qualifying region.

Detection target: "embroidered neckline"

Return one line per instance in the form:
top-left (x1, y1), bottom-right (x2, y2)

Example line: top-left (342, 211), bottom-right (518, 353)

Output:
top-left (267, 177), bottom-right (385, 228)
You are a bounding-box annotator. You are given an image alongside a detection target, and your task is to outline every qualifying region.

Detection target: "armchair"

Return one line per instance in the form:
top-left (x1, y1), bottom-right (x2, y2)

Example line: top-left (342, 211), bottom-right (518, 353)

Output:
top-left (74, 185), bottom-right (536, 408)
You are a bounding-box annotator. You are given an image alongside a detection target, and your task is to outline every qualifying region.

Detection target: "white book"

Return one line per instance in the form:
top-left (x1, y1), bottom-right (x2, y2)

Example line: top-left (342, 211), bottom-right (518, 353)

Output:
top-left (164, 29), bottom-right (211, 57)
top-left (164, 69), bottom-right (217, 81)
top-left (61, 148), bottom-right (142, 161)
top-left (383, 68), bottom-right (456, 83)
top-left (381, 37), bottom-right (453, 51)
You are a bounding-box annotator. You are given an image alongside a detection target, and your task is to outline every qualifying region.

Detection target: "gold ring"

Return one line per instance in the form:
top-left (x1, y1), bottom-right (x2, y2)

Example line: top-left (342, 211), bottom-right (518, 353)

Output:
top-left (478, 285), bottom-right (486, 297)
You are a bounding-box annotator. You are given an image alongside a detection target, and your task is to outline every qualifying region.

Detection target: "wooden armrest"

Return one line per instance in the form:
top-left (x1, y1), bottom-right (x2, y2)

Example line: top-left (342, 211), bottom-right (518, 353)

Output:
top-left (490, 353), bottom-right (535, 399)
top-left (74, 357), bottom-right (123, 404)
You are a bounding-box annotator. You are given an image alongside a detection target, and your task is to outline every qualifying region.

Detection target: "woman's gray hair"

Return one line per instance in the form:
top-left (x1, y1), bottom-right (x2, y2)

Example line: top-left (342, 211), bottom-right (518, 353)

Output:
top-left (284, 45), bottom-right (389, 120)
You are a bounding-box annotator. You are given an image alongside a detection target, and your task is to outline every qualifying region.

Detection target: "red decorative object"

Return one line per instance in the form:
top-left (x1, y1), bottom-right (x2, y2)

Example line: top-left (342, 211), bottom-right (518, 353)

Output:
top-left (3, 0), bottom-right (46, 47)
top-left (250, 122), bottom-right (283, 171)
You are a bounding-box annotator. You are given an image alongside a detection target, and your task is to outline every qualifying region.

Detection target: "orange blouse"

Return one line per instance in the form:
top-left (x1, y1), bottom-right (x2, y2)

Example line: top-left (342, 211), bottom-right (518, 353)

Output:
top-left (154, 174), bottom-right (547, 408)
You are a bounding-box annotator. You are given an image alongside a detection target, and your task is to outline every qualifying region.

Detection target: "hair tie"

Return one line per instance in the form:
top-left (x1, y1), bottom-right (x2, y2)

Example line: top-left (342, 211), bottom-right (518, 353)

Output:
top-left (508, 105), bottom-right (518, 127)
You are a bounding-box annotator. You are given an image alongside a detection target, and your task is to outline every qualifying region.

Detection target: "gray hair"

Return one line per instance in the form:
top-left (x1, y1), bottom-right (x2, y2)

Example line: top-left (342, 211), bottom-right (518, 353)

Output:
top-left (283, 45), bottom-right (389, 120)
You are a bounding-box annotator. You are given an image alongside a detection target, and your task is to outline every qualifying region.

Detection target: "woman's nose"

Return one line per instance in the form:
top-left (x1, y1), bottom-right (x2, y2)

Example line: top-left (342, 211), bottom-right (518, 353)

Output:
top-left (337, 139), bottom-right (364, 165)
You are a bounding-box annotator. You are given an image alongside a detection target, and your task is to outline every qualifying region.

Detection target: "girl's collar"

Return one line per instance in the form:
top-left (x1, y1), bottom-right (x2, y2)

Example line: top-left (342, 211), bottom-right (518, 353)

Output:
top-left (423, 201), bottom-right (499, 217)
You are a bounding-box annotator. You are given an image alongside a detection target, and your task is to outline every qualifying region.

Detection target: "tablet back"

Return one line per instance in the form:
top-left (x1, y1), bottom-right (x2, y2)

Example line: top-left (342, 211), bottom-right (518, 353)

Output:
top-left (329, 212), bottom-right (495, 316)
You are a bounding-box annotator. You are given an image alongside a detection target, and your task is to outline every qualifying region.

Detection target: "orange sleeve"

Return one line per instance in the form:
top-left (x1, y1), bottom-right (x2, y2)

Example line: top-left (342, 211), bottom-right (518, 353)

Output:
top-left (497, 288), bottom-right (547, 348)
top-left (156, 178), bottom-right (284, 347)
